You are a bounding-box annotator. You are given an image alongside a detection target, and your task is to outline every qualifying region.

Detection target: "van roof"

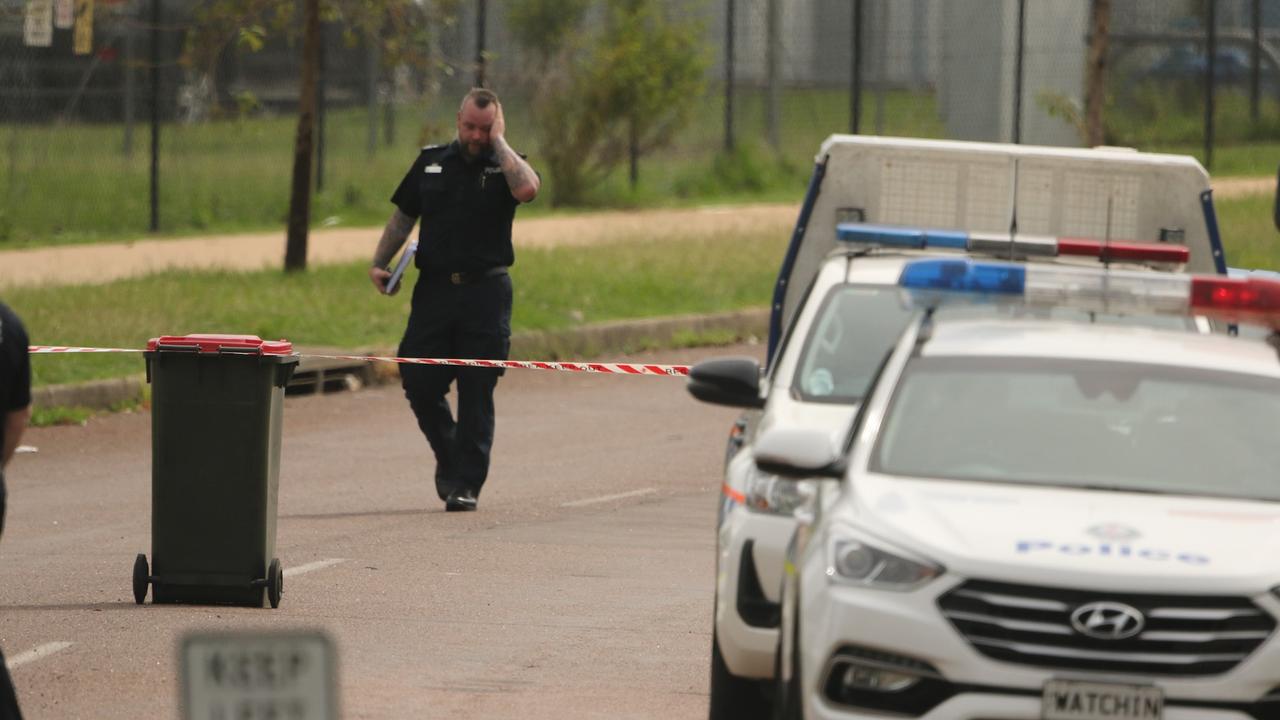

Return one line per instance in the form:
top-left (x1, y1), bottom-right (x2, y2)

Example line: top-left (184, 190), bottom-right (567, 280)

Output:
top-left (772, 136), bottom-right (1219, 359)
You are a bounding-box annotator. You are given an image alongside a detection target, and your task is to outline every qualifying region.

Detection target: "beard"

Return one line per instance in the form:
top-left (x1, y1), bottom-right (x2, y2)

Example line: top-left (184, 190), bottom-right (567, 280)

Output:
top-left (460, 137), bottom-right (490, 159)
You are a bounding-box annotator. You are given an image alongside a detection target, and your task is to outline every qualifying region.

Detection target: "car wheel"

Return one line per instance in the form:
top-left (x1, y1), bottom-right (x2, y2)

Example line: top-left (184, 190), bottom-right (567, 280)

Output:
top-left (709, 631), bottom-right (771, 720)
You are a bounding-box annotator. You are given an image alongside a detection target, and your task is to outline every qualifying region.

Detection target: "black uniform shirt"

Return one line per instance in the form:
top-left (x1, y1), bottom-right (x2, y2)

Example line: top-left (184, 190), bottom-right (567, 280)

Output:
top-left (390, 140), bottom-right (523, 275)
top-left (0, 302), bottom-right (31, 457)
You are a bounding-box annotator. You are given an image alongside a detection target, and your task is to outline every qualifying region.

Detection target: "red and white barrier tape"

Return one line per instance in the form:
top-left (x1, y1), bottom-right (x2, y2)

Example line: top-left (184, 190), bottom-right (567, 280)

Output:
top-left (29, 346), bottom-right (690, 377)
top-left (313, 355), bottom-right (688, 377)
top-left (30, 346), bottom-right (142, 354)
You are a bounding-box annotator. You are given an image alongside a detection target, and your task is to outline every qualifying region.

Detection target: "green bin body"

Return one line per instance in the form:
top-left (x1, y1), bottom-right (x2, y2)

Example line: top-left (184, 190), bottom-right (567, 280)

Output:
top-left (142, 334), bottom-right (297, 607)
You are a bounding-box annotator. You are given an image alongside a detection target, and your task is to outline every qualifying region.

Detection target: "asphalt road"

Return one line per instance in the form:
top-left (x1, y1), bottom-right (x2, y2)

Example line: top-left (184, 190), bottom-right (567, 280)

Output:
top-left (0, 343), bottom-right (761, 719)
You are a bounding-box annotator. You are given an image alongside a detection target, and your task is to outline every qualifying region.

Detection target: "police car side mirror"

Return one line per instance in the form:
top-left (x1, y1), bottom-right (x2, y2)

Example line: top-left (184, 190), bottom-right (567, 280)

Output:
top-left (753, 427), bottom-right (845, 480)
top-left (687, 357), bottom-right (765, 409)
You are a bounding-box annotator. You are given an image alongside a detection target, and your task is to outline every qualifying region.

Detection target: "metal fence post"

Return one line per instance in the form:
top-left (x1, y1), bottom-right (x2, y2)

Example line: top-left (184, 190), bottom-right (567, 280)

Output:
top-left (765, 0), bottom-right (780, 150)
top-left (1205, 0), bottom-right (1217, 171)
top-left (149, 0), bottom-right (160, 233)
top-left (124, 13), bottom-right (135, 158)
top-left (476, 0), bottom-right (487, 88)
top-left (851, 0), bottom-right (863, 134)
top-left (724, 0), bottom-right (735, 152)
top-left (1013, 0), bottom-right (1026, 144)
top-left (366, 32), bottom-right (378, 158)
top-left (1251, 0), bottom-right (1261, 123)
top-left (874, 0), bottom-right (887, 135)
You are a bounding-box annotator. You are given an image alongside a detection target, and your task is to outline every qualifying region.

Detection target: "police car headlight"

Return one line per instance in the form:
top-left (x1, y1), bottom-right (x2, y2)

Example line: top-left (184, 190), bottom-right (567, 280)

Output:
top-left (826, 531), bottom-right (942, 591)
top-left (744, 466), bottom-right (815, 516)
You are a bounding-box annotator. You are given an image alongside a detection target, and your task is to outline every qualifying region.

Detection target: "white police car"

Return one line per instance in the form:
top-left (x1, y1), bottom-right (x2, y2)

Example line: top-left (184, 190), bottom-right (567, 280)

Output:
top-left (765, 258), bottom-right (1280, 720)
top-left (689, 228), bottom-right (1204, 719)
top-left (688, 133), bottom-right (1228, 720)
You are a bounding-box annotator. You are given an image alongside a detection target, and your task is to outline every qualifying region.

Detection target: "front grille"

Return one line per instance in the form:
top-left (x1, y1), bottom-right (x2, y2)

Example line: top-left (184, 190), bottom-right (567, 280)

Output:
top-left (938, 579), bottom-right (1276, 677)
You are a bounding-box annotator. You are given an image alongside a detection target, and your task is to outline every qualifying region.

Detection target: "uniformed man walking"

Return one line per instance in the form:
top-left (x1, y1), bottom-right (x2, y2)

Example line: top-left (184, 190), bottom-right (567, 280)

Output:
top-left (369, 88), bottom-right (540, 512)
top-left (0, 300), bottom-right (32, 719)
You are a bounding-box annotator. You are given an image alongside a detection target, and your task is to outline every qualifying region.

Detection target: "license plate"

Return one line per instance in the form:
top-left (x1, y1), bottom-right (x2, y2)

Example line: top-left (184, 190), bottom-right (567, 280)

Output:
top-left (181, 631), bottom-right (337, 720)
top-left (1042, 680), bottom-right (1163, 720)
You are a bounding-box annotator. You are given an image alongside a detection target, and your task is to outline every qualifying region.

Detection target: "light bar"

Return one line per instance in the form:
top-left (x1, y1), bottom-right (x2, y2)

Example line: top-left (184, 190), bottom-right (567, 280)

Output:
top-left (835, 224), bottom-right (967, 250)
top-left (837, 223), bottom-right (1189, 265)
top-left (899, 258), bottom-right (1280, 330)
top-left (1191, 276), bottom-right (1280, 326)
top-left (1058, 237), bottom-right (1191, 264)
top-left (899, 257), bottom-right (1025, 295)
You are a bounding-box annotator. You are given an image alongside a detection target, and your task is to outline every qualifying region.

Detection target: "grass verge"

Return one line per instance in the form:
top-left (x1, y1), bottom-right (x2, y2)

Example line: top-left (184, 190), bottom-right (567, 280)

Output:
top-left (12, 226), bottom-right (787, 388)
top-left (11, 191), bottom-right (1277, 392)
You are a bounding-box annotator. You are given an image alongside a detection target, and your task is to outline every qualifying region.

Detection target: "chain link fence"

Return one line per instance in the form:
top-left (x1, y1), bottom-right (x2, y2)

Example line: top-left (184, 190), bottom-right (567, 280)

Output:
top-left (0, 0), bottom-right (1276, 245)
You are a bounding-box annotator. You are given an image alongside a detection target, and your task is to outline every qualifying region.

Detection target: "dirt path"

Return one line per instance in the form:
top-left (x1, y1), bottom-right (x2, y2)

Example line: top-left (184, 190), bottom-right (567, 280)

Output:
top-left (0, 204), bottom-right (800, 290)
top-left (1213, 175), bottom-right (1275, 200)
top-left (0, 174), bottom-right (1271, 291)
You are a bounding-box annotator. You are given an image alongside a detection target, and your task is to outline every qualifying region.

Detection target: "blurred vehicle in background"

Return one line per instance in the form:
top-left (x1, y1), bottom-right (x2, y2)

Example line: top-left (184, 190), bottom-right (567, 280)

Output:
top-left (1141, 46), bottom-right (1271, 88)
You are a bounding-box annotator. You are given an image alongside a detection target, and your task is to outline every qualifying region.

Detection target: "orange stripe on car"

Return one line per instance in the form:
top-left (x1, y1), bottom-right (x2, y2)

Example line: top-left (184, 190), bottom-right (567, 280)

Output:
top-left (722, 483), bottom-right (746, 504)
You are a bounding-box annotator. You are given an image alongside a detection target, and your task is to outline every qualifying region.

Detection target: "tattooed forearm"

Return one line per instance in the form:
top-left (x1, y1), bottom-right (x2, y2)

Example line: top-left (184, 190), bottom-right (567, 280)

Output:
top-left (492, 137), bottom-right (540, 200)
top-left (372, 209), bottom-right (416, 267)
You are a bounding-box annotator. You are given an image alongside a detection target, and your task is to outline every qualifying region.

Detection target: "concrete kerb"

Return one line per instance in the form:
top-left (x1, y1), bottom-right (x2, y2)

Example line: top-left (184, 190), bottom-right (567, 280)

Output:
top-left (31, 376), bottom-right (148, 413)
top-left (30, 308), bottom-right (770, 412)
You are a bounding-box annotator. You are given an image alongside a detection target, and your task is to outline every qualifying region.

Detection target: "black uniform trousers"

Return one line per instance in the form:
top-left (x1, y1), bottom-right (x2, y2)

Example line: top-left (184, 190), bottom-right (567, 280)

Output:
top-left (398, 271), bottom-right (512, 501)
top-left (0, 474), bottom-right (23, 720)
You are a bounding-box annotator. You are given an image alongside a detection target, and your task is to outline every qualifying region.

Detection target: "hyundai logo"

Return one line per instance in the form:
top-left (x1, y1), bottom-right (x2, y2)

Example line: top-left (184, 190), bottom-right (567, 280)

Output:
top-left (1070, 602), bottom-right (1145, 640)
top-left (1087, 523), bottom-right (1141, 542)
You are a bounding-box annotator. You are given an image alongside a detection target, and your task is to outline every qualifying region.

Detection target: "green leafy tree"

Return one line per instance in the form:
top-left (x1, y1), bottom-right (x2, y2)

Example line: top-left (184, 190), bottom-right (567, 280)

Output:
top-left (509, 0), bottom-right (707, 206)
top-left (182, 0), bottom-right (456, 271)
top-left (505, 0), bottom-right (591, 63)
top-left (183, 0), bottom-right (453, 114)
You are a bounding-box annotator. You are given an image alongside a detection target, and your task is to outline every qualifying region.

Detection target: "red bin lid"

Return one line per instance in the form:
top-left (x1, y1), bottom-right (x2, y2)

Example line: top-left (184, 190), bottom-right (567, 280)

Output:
top-left (146, 334), bottom-right (294, 355)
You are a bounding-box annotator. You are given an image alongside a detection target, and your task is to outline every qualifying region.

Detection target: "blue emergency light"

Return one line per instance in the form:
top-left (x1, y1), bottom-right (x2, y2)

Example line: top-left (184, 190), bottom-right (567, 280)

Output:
top-left (837, 222), bottom-right (1189, 265)
top-left (897, 258), bottom-right (1280, 330)
top-left (899, 258), bottom-right (1026, 295)
top-left (835, 223), bottom-right (968, 250)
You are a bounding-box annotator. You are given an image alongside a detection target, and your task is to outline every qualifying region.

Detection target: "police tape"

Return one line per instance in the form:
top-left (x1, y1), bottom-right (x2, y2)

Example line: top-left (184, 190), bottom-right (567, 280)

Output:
top-left (29, 346), bottom-right (142, 354)
top-left (28, 346), bottom-right (690, 378)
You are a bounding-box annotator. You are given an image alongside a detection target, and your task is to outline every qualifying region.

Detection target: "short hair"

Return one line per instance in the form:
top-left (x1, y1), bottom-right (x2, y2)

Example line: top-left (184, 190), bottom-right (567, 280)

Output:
top-left (461, 88), bottom-right (499, 111)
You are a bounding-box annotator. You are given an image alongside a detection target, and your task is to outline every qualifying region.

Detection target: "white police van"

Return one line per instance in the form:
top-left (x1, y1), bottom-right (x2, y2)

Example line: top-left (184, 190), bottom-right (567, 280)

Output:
top-left (687, 135), bottom-right (1236, 720)
top-left (765, 258), bottom-right (1280, 720)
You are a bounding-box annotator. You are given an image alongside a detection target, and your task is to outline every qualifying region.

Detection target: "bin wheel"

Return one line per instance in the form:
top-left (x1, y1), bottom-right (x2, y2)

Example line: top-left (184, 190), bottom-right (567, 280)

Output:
top-left (267, 558), bottom-right (283, 609)
top-left (132, 553), bottom-right (149, 605)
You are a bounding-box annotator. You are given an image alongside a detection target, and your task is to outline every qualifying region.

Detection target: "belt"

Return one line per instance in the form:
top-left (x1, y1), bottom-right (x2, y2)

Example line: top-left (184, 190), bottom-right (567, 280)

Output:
top-left (430, 267), bottom-right (509, 285)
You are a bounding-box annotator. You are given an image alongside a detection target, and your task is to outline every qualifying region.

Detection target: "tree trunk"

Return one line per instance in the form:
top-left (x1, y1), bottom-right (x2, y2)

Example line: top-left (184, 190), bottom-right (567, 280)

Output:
top-left (1085, 0), bottom-right (1111, 147)
top-left (628, 116), bottom-right (639, 189)
top-left (285, 0), bottom-right (320, 272)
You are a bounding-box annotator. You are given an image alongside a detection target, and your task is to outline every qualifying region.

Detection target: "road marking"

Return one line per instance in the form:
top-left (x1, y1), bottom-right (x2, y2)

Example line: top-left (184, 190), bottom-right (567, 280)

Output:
top-left (7, 642), bottom-right (72, 669)
top-left (561, 488), bottom-right (656, 508)
top-left (283, 558), bottom-right (347, 579)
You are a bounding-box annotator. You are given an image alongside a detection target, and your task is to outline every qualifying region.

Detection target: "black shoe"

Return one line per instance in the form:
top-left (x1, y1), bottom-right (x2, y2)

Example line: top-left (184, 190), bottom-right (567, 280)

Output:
top-left (445, 488), bottom-right (478, 512)
top-left (434, 464), bottom-right (455, 502)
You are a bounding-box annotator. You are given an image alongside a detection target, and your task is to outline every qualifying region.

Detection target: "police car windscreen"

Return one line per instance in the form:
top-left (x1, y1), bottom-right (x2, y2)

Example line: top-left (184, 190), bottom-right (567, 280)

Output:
top-left (870, 357), bottom-right (1280, 501)
top-left (793, 285), bottom-right (914, 403)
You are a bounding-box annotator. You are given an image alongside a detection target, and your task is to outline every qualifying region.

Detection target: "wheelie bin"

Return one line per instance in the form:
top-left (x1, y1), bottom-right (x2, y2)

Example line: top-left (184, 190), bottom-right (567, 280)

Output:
top-left (133, 334), bottom-right (298, 608)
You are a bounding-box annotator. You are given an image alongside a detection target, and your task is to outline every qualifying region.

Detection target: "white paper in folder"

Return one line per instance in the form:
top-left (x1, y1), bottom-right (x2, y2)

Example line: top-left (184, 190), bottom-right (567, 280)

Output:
top-left (385, 242), bottom-right (417, 295)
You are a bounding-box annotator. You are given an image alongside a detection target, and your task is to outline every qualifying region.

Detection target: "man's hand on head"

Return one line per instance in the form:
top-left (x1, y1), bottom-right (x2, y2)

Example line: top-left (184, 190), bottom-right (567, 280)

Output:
top-left (490, 100), bottom-right (506, 144)
top-left (488, 101), bottom-right (539, 203)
